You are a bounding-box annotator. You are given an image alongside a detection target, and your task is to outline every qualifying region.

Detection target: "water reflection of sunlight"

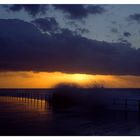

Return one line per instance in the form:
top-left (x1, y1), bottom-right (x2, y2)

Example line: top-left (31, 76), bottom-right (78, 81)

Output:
top-left (0, 96), bottom-right (49, 113)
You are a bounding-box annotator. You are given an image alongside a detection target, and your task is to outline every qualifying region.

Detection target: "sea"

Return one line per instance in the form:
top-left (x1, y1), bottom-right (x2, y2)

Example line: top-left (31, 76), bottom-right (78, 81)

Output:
top-left (0, 88), bottom-right (140, 136)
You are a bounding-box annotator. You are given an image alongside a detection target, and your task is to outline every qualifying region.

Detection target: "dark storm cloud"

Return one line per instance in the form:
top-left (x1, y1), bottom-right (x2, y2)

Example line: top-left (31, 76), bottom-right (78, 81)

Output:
top-left (53, 4), bottom-right (106, 19)
top-left (5, 4), bottom-right (105, 19)
top-left (76, 28), bottom-right (89, 34)
top-left (32, 17), bottom-right (88, 35)
top-left (129, 13), bottom-right (140, 23)
top-left (123, 32), bottom-right (131, 37)
top-left (31, 17), bottom-right (59, 33)
top-left (117, 38), bottom-right (130, 44)
top-left (0, 19), bottom-right (140, 75)
top-left (6, 4), bottom-right (48, 16)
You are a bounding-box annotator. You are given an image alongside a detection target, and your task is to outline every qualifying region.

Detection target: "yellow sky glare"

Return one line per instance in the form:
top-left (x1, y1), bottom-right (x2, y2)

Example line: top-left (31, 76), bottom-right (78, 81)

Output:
top-left (0, 71), bottom-right (140, 88)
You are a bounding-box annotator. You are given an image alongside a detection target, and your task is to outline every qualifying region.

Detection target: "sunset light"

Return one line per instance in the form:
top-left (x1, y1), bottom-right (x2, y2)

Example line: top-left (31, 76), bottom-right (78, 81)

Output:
top-left (0, 71), bottom-right (140, 88)
top-left (0, 4), bottom-right (140, 136)
top-left (70, 74), bottom-right (91, 82)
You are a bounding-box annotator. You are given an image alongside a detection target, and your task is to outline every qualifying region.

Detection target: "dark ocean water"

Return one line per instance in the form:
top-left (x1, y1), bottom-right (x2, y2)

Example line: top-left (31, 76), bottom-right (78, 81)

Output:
top-left (0, 89), bottom-right (140, 136)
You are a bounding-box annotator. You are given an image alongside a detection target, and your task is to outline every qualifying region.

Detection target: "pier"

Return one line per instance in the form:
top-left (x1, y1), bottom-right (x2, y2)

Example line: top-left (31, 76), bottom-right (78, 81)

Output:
top-left (0, 88), bottom-right (140, 113)
top-left (0, 89), bottom-right (53, 102)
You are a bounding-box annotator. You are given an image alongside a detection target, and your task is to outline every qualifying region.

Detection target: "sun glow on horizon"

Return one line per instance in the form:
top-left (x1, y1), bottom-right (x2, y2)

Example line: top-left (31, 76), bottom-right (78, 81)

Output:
top-left (69, 74), bottom-right (94, 82)
top-left (0, 71), bottom-right (140, 88)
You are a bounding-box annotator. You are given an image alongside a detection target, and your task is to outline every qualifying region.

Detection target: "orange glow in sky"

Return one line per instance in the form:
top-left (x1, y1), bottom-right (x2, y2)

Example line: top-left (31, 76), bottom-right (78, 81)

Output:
top-left (0, 71), bottom-right (140, 88)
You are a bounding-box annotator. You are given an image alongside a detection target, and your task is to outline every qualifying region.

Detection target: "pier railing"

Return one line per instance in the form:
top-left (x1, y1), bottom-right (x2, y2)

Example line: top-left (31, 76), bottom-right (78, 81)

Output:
top-left (0, 89), bottom-right (53, 102)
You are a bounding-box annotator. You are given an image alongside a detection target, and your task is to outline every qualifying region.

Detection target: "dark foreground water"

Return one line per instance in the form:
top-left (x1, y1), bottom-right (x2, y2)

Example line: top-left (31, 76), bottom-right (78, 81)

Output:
top-left (1, 95), bottom-right (140, 136)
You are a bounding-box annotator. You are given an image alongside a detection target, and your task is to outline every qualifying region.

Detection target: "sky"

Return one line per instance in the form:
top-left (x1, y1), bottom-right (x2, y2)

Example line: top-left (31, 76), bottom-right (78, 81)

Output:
top-left (0, 4), bottom-right (140, 88)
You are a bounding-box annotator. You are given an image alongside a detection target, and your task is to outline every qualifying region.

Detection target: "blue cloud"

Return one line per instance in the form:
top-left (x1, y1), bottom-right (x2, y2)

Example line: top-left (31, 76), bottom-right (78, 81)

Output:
top-left (0, 19), bottom-right (140, 75)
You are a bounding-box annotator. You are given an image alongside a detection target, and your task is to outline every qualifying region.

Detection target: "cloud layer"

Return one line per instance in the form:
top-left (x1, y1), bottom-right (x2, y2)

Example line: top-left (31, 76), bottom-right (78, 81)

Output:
top-left (123, 32), bottom-right (131, 37)
top-left (5, 4), bottom-right (105, 19)
top-left (53, 4), bottom-right (105, 19)
top-left (0, 19), bottom-right (140, 75)
top-left (31, 17), bottom-right (59, 33)
top-left (7, 4), bottom-right (48, 16)
top-left (129, 13), bottom-right (140, 23)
